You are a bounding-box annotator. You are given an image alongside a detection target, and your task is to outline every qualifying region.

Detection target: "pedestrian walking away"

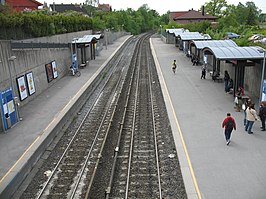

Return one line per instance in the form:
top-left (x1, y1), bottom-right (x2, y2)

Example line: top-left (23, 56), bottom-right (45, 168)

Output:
top-left (201, 65), bottom-right (206, 79)
top-left (222, 113), bottom-right (236, 145)
top-left (259, 101), bottom-right (266, 131)
top-left (172, 59), bottom-right (177, 74)
top-left (245, 103), bottom-right (259, 134)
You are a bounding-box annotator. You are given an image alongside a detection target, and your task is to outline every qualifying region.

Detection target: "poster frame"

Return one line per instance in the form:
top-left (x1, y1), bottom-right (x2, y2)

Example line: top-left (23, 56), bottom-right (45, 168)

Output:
top-left (51, 60), bottom-right (58, 79)
top-left (45, 62), bottom-right (53, 83)
top-left (25, 71), bottom-right (36, 96)
top-left (16, 75), bottom-right (28, 101)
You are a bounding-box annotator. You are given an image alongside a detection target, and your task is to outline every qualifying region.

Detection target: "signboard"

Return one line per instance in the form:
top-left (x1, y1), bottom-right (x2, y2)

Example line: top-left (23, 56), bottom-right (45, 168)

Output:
top-left (51, 60), bottom-right (58, 79)
top-left (261, 79), bottom-right (266, 102)
top-left (0, 88), bottom-right (17, 130)
top-left (45, 62), bottom-right (53, 83)
top-left (72, 53), bottom-right (78, 69)
top-left (16, 75), bottom-right (28, 101)
top-left (26, 72), bottom-right (36, 96)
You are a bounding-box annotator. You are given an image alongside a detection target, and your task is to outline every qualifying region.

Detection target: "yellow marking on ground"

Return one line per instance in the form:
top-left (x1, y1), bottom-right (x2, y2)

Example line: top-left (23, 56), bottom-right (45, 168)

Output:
top-left (0, 135), bottom-right (40, 184)
top-left (150, 39), bottom-right (202, 199)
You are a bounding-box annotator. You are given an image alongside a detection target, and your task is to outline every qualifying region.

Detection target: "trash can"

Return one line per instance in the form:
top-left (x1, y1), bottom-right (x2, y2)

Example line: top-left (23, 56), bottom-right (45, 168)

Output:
top-left (6, 116), bottom-right (11, 129)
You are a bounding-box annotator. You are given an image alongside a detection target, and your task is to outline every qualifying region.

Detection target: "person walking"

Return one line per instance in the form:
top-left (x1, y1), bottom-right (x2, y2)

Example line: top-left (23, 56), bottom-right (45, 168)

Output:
top-left (201, 65), bottom-right (206, 79)
top-left (222, 113), bottom-right (236, 145)
top-left (258, 101), bottom-right (266, 131)
top-left (245, 103), bottom-right (259, 134)
top-left (224, 70), bottom-right (230, 92)
top-left (172, 59), bottom-right (177, 74)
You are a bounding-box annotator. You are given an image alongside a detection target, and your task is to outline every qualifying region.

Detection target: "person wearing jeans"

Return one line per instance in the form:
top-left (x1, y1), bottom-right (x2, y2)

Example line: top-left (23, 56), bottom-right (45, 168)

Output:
top-left (222, 113), bottom-right (236, 145)
top-left (245, 103), bottom-right (259, 134)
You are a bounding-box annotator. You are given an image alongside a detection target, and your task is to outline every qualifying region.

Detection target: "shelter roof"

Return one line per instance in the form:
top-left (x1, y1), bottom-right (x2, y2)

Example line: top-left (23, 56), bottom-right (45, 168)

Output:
top-left (191, 40), bottom-right (238, 49)
top-left (73, 34), bottom-right (102, 44)
top-left (166, 28), bottom-right (187, 34)
top-left (176, 32), bottom-right (211, 40)
top-left (202, 46), bottom-right (265, 60)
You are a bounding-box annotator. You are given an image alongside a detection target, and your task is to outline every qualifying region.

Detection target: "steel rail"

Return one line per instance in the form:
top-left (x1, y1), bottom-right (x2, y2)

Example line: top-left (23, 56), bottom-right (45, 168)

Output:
top-left (70, 56), bottom-right (125, 199)
top-left (104, 35), bottom-right (142, 199)
top-left (36, 51), bottom-right (126, 199)
top-left (146, 40), bottom-right (163, 199)
top-left (125, 35), bottom-right (144, 199)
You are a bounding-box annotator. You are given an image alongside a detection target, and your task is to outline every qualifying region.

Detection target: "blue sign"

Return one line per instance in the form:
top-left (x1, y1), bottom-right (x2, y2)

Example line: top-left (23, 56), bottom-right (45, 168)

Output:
top-left (71, 53), bottom-right (78, 69)
top-left (0, 88), bottom-right (17, 130)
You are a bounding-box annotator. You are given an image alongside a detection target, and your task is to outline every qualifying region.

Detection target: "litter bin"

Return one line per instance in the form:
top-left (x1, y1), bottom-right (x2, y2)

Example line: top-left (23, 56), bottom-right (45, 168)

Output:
top-left (6, 116), bottom-right (11, 129)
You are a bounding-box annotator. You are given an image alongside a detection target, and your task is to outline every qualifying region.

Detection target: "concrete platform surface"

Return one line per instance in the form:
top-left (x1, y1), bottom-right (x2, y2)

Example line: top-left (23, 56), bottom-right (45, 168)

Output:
top-left (151, 37), bottom-right (266, 199)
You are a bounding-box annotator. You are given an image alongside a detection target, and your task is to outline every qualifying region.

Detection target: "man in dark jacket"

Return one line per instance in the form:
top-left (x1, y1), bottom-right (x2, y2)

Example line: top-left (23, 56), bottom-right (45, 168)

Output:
top-left (222, 113), bottom-right (236, 145)
top-left (259, 101), bottom-right (266, 131)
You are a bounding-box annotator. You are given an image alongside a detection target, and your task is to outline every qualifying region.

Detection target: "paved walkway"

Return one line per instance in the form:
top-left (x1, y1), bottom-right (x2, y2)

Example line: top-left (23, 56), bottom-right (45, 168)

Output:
top-left (151, 37), bottom-right (266, 199)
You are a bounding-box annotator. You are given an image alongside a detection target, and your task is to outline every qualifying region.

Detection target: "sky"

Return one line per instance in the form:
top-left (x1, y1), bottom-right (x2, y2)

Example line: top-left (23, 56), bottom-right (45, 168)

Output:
top-left (45, 0), bottom-right (266, 15)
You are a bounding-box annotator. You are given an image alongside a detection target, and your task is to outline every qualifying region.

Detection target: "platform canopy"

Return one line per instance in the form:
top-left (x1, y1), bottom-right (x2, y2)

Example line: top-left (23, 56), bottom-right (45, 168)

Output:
top-left (202, 46), bottom-right (265, 60)
top-left (176, 32), bottom-right (211, 41)
top-left (72, 34), bottom-right (102, 44)
top-left (166, 28), bottom-right (187, 34)
top-left (191, 40), bottom-right (238, 50)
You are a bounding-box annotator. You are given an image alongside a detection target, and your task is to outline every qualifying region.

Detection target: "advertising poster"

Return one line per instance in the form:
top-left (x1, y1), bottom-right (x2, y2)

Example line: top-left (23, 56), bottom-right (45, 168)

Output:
top-left (45, 62), bottom-right (53, 83)
top-left (26, 72), bottom-right (36, 96)
top-left (51, 60), bottom-right (58, 79)
top-left (262, 80), bottom-right (266, 102)
top-left (16, 75), bottom-right (28, 101)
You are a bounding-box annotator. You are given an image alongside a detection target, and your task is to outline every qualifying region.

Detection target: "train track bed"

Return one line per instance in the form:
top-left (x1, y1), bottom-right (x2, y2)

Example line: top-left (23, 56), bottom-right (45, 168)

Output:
top-left (17, 34), bottom-right (187, 199)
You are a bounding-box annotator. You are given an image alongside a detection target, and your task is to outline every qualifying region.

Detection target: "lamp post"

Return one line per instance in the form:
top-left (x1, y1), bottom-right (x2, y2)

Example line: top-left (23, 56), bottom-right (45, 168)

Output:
top-left (258, 48), bottom-right (266, 105)
top-left (8, 56), bottom-right (16, 94)
top-left (8, 56), bottom-right (22, 122)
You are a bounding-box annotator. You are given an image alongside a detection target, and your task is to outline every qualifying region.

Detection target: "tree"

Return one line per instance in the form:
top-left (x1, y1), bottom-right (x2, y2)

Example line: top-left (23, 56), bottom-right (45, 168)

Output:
top-left (203, 0), bottom-right (228, 17)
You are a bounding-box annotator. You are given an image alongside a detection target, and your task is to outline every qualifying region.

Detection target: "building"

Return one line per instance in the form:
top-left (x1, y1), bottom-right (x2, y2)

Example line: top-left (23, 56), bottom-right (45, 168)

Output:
top-left (98, 3), bottom-right (112, 12)
top-left (170, 9), bottom-right (217, 24)
top-left (2, 0), bottom-right (42, 12)
top-left (50, 3), bottom-right (88, 15)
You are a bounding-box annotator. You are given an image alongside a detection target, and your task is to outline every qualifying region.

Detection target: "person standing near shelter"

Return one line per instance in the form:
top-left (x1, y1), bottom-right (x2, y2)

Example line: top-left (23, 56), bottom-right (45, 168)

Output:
top-left (245, 103), bottom-right (259, 134)
top-left (224, 70), bottom-right (230, 92)
top-left (201, 64), bottom-right (206, 79)
top-left (259, 101), bottom-right (266, 131)
top-left (222, 113), bottom-right (236, 145)
top-left (172, 59), bottom-right (177, 74)
top-left (243, 98), bottom-right (252, 126)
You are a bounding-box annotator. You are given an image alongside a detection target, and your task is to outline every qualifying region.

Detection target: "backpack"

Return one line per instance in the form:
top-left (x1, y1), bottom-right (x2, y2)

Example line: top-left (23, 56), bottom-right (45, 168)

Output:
top-left (226, 118), bottom-right (234, 129)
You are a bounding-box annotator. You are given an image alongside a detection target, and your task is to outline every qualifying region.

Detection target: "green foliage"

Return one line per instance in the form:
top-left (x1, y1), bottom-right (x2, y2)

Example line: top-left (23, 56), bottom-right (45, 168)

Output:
top-left (0, 11), bottom-right (93, 39)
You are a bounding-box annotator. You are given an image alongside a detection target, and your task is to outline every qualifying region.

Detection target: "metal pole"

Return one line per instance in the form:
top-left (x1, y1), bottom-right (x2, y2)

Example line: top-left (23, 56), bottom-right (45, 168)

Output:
top-left (7, 56), bottom-right (16, 93)
top-left (259, 51), bottom-right (266, 105)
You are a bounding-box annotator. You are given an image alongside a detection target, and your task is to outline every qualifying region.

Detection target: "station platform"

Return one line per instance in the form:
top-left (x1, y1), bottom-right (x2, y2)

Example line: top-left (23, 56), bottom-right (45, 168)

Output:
top-left (150, 37), bottom-right (266, 199)
top-left (1, 34), bottom-right (266, 199)
top-left (0, 35), bottom-right (131, 198)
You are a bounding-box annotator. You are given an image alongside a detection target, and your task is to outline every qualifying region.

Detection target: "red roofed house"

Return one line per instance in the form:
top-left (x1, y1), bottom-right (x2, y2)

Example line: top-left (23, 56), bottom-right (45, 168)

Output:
top-left (170, 8), bottom-right (217, 24)
top-left (3, 0), bottom-right (42, 12)
top-left (98, 3), bottom-right (112, 12)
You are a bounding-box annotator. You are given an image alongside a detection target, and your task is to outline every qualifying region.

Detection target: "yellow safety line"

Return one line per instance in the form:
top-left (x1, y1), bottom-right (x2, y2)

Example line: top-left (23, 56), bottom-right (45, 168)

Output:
top-left (0, 135), bottom-right (40, 184)
top-left (0, 38), bottom-right (129, 186)
top-left (151, 40), bottom-right (202, 199)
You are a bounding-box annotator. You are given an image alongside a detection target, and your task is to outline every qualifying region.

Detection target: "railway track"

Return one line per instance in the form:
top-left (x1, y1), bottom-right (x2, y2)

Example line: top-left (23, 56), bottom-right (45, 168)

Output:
top-left (19, 34), bottom-right (187, 199)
